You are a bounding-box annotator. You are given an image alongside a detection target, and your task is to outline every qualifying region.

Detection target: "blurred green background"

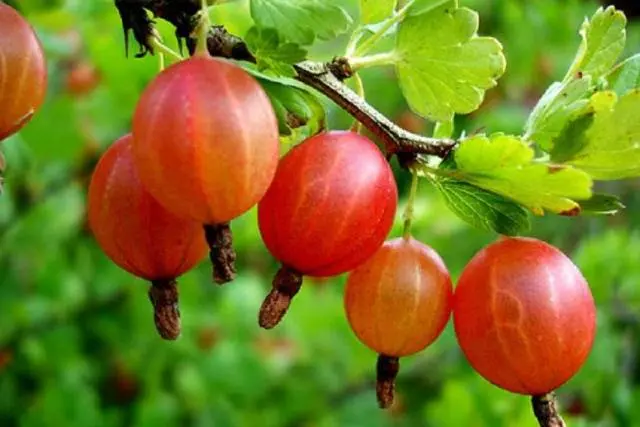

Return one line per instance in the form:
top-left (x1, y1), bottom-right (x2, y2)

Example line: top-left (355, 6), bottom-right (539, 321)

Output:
top-left (1, 0), bottom-right (639, 426)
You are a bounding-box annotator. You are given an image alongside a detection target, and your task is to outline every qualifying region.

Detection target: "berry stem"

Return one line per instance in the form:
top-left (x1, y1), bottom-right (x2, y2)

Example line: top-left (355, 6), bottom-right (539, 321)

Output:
top-left (148, 279), bottom-right (180, 340)
top-left (194, 0), bottom-right (211, 56)
top-left (376, 354), bottom-right (400, 409)
top-left (402, 169), bottom-right (419, 239)
top-left (353, 1), bottom-right (412, 57)
top-left (531, 393), bottom-right (566, 427)
top-left (349, 52), bottom-right (398, 71)
top-left (258, 266), bottom-right (303, 329)
top-left (350, 73), bottom-right (365, 134)
top-left (204, 223), bottom-right (237, 284)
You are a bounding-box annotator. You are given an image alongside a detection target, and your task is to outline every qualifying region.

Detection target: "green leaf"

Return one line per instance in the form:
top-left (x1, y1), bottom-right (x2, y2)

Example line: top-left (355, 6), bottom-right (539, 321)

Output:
top-left (454, 134), bottom-right (593, 215)
top-left (524, 77), bottom-right (593, 151)
top-left (395, 4), bottom-right (506, 121)
top-left (249, 0), bottom-right (353, 45)
top-left (360, 0), bottom-right (396, 24)
top-left (433, 178), bottom-right (530, 236)
top-left (408, 0), bottom-right (454, 17)
top-left (565, 6), bottom-right (627, 81)
top-left (579, 193), bottom-right (625, 215)
top-left (568, 90), bottom-right (640, 179)
top-left (607, 53), bottom-right (640, 97)
top-left (550, 113), bottom-right (594, 163)
top-left (245, 27), bottom-right (307, 77)
top-left (254, 75), bottom-right (326, 138)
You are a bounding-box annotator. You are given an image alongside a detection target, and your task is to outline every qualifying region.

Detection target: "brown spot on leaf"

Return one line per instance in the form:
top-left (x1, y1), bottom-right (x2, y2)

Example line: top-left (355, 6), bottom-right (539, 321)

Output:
top-left (560, 206), bottom-right (581, 217)
top-left (285, 112), bottom-right (306, 129)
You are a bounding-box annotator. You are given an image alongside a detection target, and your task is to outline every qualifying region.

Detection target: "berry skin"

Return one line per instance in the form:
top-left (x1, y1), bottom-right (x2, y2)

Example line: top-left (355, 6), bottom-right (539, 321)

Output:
top-left (453, 237), bottom-right (596, 395)
top-left (344, 237), bottom-right (452, 408)
top-left (88, 134), bottom-right (208, 339)
top-left (345, 237), bottom-right (453, 357)
top-left (257, 131), bottom-right (398, 329)
top-left (258, 131), bottom-right (397, 277)
top-left (131, 55), bottom-right (279, 225)
top-left (0, 3), bottom-right (47, 141)
top-left (88, 134), bottom-right (207, 281)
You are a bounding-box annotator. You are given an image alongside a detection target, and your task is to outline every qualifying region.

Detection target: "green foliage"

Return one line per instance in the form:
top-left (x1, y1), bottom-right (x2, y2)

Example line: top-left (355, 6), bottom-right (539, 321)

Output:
top-left (432, 177), bottom-right (531, 236)
top-left (245, 27), bottom-right (307, 77)
top-left (607, 53), bottom-right (640, 96)
top-left (565, 6), bottom-right (626, 81)
top-left (255, 74), bottom-right (326, 139)
top-left (249, 0), bottom-right (353, 45)
top-left (452, 134), bottom-right (593, 215)
top-left (395, 2), bottom-right (506, 121)
top-left (567, 90), bottom-right (640, 179)
top-left (359, 0), bottom-right (396, 24)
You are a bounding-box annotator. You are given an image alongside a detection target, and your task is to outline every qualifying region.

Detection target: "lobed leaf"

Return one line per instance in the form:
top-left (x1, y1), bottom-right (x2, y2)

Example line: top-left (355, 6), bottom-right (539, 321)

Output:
top-left (524, 77), bottom-right (593, 152)
top-left (565, 6), bottom-right (626, 82)
top-left (359, 0), bottom-right (396, 24)
top-left (433, 177), bottom-right (530, 236)
top-left (453, 134), bottom-right (592, 215)
top-left (249, 0), bottom-right (353, 45)
top-left (245, 27), bottom-right (307, 77)
top-left (607, 53), bottom-right (640, 97)
top-left (395, 3), bottom-right (505, 122)
top-left (568, 90), bottom-right (640, 179)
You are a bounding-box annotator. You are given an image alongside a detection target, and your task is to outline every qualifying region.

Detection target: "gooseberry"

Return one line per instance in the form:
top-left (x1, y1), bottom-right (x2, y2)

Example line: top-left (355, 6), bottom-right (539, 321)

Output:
top-left (132, 54), bottom-right (279, 284)
top-left (258, 131), bottom-right (398, 328)
top-left (453, 237), bottom-right (596, 396)
top-left (344, 237), bottom-right (453, 407)
top-left (0, 2), bottom-right (47, 141)
top-left (88, 134), bottom-right (208, 340)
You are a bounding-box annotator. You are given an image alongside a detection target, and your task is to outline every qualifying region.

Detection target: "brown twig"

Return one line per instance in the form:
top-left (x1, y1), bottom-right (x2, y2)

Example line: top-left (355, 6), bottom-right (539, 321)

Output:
top-left (532, 393), bottom-right (566, 427)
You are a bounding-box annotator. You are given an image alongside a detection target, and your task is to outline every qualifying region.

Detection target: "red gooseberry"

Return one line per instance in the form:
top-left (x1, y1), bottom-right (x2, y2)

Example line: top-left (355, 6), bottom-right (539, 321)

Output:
top-left (88, 134), bottom-right (208, 339)
top-left (344, 237), bottom-right (453, 407)
top-left (453, 236), bottom-right (596, 396)
top-left (132, 54), bottom-right (279, 284)
top-left (0, 2), bottom-right (47, 141)
top-left (257, 131), bottom-right (398, 328)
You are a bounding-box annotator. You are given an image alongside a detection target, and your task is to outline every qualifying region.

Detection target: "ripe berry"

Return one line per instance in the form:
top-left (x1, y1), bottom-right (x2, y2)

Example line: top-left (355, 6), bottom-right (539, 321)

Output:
top-left (132, 54), bottom-right (279, 284)
top-left (344, 237), bottom-right (453, 408)
top-left (88, 134), bottom-right (207, 339)
top-left (453, 237), bottom-right (596, 396)
top-left (0, 3), bottom-right (47, 141)
top-left (258, 131), bottom-right (398, 328)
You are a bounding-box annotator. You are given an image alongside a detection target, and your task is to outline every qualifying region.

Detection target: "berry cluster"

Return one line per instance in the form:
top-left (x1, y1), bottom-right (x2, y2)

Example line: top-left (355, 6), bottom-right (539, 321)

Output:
top-left (85, 45), bottom-right (595, 408)
top-left (0, 2), bottom-right (598, 413)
